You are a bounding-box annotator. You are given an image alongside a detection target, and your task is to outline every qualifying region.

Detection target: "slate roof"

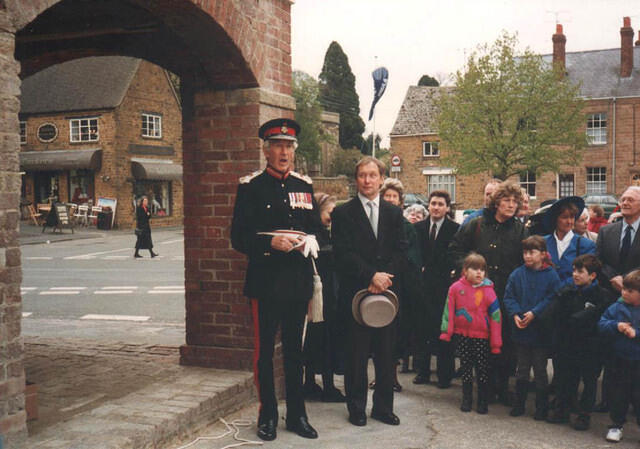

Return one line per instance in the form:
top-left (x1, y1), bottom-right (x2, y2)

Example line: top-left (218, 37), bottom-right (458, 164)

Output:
top-left (20, 56), bottom-right (141, 114)
top-left (390, 86), bottom-right (453, 136)
top-left (541, 47), bottom-right (640, 99)
top-left (392, 47), bottom-right (640, 136)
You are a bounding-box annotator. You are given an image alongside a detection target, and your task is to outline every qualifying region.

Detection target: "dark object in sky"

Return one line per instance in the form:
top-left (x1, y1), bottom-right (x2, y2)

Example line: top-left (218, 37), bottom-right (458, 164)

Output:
top-left (368, 67), bottom-right (388, 121)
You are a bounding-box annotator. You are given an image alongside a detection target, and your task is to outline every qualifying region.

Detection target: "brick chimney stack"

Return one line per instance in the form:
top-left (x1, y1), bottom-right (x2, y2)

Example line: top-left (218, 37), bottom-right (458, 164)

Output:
top-left (552, 24), bottom-right (566, 73)
top-left (621, 16), bottom-right (634, 78)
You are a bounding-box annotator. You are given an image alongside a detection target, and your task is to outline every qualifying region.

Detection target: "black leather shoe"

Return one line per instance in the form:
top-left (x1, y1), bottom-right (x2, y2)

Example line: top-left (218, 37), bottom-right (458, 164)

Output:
top-left (150, 251), bottom-right (158, 258)
top-left (348, 411), bottom-right (367, 426)
top-left (371, 410), bottom-right (400, 425)
top-left (393, 381), bottom-right (402, 392)
top-left (413, 373), bottom-right (430, 385)
top-left (257, 419), bottom-right (277, 441)
top-left (134, 253), bottom-right (142, 258)
top-left (286, 416), bottom-right (318, 439)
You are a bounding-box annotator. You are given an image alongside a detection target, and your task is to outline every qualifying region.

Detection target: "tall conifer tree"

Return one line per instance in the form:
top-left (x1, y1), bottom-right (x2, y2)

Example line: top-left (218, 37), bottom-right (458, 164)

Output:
top-left (318, 41), bottom-right (365, 150)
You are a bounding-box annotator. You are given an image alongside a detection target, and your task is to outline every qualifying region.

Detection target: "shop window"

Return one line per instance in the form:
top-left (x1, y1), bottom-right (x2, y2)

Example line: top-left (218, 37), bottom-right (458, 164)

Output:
top-left (20, 121), bottom-right (26, 144)
top-left (134, 180), bottom-right (171, 217)
top-left (69, 169), bottom-right (94, 204)
top-left (70, 117), bottom-right (99, 142)
top-left (142, 113), bottom-right (162, 138)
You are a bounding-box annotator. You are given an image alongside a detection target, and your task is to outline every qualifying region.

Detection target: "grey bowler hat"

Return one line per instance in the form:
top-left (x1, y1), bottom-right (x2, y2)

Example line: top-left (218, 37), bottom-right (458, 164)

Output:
top-left (352, 289), bottom-right (399, 328)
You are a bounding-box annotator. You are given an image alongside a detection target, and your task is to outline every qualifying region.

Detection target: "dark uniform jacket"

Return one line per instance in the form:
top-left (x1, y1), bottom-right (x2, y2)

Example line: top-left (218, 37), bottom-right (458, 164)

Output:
top-left (597, 221), bottom-right (640, 286)
top-left (231, 169), bottom-right (322, 301)
top-left (331, 197), bottom-right (408, 303)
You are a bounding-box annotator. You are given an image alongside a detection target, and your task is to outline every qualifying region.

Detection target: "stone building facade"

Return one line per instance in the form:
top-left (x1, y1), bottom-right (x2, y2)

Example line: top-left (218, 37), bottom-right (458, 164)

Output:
top-left (390, 19), bottom-right (640, 211)
top-left (19, 57), bottom-right (184, 228)
top-left (0, 1), bottom-right (296, 446)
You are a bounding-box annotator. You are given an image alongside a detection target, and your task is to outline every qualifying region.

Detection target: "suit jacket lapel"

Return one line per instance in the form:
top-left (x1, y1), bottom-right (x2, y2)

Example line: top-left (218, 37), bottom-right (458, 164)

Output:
top-left (352, 197), bottom-right (377, 242)
top-left (611, 222), bottom-right (623, 265)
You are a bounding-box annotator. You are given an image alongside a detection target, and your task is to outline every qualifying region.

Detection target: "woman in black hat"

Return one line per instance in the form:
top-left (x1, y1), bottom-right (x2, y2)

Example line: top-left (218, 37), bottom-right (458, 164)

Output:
top-left (134, 196), bottom-right (157, 258)
top-left (542, 196), bottom-right (596, 286)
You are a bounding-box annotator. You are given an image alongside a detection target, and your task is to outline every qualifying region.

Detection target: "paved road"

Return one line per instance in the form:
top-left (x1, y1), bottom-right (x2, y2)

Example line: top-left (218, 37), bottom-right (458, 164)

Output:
top-left (21, 227), bottom-right (186, 344)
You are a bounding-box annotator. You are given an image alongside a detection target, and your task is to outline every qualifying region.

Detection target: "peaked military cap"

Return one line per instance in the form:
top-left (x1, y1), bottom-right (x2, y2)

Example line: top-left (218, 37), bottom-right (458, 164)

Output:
top-left (258, 118), bottom-right (300, 142)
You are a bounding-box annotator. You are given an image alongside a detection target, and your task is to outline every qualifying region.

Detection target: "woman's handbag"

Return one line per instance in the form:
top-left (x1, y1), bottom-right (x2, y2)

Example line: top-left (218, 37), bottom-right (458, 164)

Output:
top-left (309, 258), bottom-right (324, 323)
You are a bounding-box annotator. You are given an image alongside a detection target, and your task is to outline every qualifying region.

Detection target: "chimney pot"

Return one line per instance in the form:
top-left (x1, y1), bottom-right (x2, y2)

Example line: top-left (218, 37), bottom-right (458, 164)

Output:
top-left (556, 24), bottom-right (563, 34)
top-left (621, 17), bottom-right (634, 77)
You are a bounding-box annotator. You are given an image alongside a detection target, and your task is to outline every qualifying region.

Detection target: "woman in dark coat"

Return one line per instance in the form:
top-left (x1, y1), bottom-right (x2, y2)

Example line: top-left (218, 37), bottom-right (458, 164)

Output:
top-left (135, 196), bottom-right (158, 258)
top-left (449, 180), bottom-right (527, 406)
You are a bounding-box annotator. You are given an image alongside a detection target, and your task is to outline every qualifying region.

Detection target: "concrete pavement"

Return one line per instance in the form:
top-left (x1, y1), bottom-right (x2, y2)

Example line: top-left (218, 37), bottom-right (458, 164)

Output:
top-left (171, 369), bottom-right (640, 449)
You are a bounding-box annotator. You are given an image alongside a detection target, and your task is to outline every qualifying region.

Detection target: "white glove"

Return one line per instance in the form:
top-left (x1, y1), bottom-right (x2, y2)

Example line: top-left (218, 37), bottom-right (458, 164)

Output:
top-left (300, 234), bottom-right (319, 259)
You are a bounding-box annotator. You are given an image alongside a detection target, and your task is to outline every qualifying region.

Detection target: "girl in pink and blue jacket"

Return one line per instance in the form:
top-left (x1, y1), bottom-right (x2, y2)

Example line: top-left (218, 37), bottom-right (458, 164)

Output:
top-left (441, 253), bottom-right (502, 414)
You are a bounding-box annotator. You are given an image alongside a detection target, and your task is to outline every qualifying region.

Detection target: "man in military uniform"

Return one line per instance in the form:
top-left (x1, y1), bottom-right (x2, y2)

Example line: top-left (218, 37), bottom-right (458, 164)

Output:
top-left (231, 118), bottom-right (321, 441)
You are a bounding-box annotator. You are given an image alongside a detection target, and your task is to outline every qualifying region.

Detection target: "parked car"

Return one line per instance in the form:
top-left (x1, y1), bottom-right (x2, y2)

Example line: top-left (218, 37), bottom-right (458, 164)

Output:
top-left (582, 194), bottom-right (619, 218)
top-left (403, 192), bottom-right (429, 209)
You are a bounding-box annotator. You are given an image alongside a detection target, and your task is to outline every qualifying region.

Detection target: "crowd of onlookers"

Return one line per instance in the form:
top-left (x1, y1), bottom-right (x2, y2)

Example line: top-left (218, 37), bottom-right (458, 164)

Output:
top-left (303, 178), bottom-right (640, 443)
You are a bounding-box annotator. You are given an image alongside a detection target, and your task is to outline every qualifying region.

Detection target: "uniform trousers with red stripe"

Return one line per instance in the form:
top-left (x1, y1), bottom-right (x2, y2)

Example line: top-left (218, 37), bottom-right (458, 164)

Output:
top-left (252, 295), bottom-right (308, 425)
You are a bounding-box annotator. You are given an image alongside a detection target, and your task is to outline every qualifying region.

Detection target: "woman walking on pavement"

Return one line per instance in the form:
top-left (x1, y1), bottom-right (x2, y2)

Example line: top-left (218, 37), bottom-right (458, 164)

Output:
top-left (134, 196), bottom-right (158, 258)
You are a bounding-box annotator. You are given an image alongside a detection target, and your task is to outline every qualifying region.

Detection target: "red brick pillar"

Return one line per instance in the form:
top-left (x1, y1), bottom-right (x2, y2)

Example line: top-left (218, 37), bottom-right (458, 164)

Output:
top-left (0, 10), bottom-right (28, 448)
top-left (180, 85), bottom-right (295, 370)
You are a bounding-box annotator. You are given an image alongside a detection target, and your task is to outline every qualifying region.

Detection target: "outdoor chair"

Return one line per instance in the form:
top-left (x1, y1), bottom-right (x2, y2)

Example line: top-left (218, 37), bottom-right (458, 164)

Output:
top-left (27, 204), bottom-right (43, 226)
top-left (87, 206), bottom-right (102, 226)
top-left (73, 204), bottom-right (89, 226)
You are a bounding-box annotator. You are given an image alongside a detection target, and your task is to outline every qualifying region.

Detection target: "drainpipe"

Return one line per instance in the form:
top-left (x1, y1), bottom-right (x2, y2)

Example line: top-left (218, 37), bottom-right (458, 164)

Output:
top-left (612, 97), bottom-right (617, 194)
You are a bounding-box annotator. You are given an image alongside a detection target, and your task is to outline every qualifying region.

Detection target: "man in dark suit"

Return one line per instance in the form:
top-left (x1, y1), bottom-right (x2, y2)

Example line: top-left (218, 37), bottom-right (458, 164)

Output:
top-left (331, 156), bottom-right (408, 427)
top-left (597, 186), bottom-right (640, 293)
top-left (231, 118), bottom-right (321, 442)
top-left (413, 190), bottom-right (460, 387)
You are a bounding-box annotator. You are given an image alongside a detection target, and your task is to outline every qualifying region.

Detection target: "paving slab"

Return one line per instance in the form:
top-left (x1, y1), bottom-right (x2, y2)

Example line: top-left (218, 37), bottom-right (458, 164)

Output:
top-left (24, 337), bottom-right (256, 449)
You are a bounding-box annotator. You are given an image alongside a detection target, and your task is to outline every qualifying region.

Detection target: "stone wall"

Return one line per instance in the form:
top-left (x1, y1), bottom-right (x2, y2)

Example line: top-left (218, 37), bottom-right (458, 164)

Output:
top-left (0, 5), bottom-right (27, 447)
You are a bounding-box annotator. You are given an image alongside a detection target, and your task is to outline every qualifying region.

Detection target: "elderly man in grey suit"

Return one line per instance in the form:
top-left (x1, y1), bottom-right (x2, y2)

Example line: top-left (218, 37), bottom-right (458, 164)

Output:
top-left (597, 186), bottom-right (640, 293)
top-left (595, 186), bottom-right (640, 412)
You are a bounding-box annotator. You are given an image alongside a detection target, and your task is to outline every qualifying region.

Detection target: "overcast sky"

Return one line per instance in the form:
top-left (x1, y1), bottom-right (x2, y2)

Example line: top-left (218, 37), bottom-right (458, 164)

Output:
top-left (291, 0), bottom-right (638, 147)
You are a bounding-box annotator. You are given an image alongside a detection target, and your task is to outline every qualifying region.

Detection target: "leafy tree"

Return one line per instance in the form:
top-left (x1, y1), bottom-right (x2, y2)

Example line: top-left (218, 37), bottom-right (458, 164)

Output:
top-left (436, 32), bottom-right (585, 180)
top-left (292, 71), bottom-right (330, 167)
top-left (418, 74), bottom-right (439, 87)
top-left (318, 41), bottom-right (365, 150)
top-left (362, 133), bottom-right (382, 155)
top-left (331, 148), bottom-right (363, 177)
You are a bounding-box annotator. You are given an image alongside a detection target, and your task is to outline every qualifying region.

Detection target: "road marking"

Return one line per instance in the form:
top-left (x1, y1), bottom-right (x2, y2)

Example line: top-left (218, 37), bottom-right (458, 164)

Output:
top-left (65, 247), bottom-right (131, 260)
top-left (94, 290), bottom-right (133, 295)
top-left (153, 286), bottom-right (184, 289)
top-left (39, 291), bottom-right (80, 295)
top-left (103, 255), bottom-right (129, 260)
top-left (161, 239), bottom-right (184, 245)
top-left (80, 314), bottom-right (150, 322)
top-left (102, 286), bottom-right (139, 290)
top-left (25, 256), bottom-right (53, 260)
top-left (148, 290), bottom-right (184, 294)
top-left (21, 287), bottom-right (37, 291)
top-left (50, 287), bottom-right (86, 290)
top-left (22, 312), bottom-right (32, 318)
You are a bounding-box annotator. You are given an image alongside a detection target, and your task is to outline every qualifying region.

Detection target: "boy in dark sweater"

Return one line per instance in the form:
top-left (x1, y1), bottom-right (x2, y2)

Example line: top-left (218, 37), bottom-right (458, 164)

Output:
top-left (598, 270), bottom-right (640, 443)
top-left (544, 254), bottom-right (610, 430)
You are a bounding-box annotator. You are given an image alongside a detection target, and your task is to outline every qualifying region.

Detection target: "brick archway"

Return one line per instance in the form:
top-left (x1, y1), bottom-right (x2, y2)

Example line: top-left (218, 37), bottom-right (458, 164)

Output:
top-left (1, 0), bottom-right (294, 445)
